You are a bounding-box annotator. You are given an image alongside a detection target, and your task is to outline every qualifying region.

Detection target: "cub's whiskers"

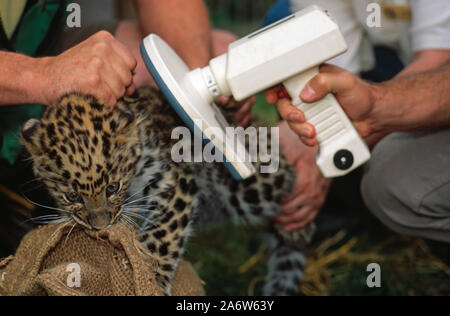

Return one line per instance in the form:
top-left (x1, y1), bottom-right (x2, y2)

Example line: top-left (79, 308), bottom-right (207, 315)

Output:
top-left (21, 214), bottom-right (71, 226)
top-left (21, 194), bottom-right (71, 214)
top-left (64, 222), bottom-right (78, 246)
top-left (124, 177), bottom-right (160, 203)
top-left (123, 187), bottom-right (171, 208)
top-left (120, 214), bottom-right (140, 230)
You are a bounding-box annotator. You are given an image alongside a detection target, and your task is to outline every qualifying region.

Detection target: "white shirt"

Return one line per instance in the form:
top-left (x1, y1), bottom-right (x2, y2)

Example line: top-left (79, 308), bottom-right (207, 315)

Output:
top-left (290, 0), bottom-right (450, 73)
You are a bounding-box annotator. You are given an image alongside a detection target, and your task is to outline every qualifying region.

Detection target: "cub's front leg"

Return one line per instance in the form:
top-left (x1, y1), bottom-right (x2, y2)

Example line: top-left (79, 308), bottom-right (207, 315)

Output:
top-left (132, 163), bottom-right (197, 296)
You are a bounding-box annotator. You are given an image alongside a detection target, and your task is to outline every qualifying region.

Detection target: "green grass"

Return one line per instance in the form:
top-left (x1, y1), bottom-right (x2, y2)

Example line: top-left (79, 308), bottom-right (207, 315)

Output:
top-left (185, 225), bottom-right (269, 296)
top-left (185, 224), bottom-right (450, 296)
top-left (252, 93), bottom-right (280, 126)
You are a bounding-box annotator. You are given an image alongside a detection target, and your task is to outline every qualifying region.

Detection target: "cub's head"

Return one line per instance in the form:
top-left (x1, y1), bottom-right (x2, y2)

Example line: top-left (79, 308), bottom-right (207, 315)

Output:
top-left (21, 94), bottom-right (142, 230)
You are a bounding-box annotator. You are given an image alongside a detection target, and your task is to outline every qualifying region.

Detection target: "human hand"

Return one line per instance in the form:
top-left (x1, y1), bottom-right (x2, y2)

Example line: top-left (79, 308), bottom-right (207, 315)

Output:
top-left (274, 121), bottom-right (331, 232)
top-left (266, 64), bottom-right (377, 146)
top-left (216, 96), bottom-right (256, 127)
top-left (211, 29), bottom-right (256, 127)
top-left (39, 31), bottom-right (137, 106)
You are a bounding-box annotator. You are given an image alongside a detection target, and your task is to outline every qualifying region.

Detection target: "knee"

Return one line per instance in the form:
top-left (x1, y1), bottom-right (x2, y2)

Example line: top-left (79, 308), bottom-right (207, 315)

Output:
top-left (360, 141), bottom-right (418, 230)
top-left (361, 166), bottom-right (422, 239)
top-left (361, 132), bottom-right (450, 242)
top-left (361, 161), bottom-right (400, 226)
top-left (362, 166), bottom-right (450, 242)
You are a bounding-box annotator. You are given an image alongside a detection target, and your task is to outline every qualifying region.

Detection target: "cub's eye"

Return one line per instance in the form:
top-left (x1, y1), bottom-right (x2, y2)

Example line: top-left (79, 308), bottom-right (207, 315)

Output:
top-left (65, 192), bottom-right (82, 204)
top-left (106, 182), bottom-right (121, 196)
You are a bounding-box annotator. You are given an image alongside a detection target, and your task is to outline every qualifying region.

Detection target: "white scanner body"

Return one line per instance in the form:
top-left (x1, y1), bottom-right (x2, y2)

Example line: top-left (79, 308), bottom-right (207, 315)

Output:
top-left (188, 5), bottom-right (371, 178)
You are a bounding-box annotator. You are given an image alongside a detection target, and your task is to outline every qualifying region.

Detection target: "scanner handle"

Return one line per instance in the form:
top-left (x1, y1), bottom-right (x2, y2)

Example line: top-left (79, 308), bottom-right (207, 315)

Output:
top-left (283, 67), bottom-right (371, 178)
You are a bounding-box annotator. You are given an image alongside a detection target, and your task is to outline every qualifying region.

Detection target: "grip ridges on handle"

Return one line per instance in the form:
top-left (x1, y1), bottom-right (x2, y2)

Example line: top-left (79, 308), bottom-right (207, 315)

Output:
top-left (283, 68), bottom-right (371, 178)
top-left (317, 123), bottom-right (346, 144)
top-left (301, 101), bottom-right (347, 143)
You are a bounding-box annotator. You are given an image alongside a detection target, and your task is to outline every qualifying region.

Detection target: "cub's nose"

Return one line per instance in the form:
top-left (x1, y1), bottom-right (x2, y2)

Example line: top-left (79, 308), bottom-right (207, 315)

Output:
top-left (87, 211), bottom-right (112, 230)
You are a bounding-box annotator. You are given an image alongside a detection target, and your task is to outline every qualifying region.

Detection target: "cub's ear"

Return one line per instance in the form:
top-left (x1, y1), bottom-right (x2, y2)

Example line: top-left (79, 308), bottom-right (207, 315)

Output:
top-left (20, 119), bottom-right (42, 155)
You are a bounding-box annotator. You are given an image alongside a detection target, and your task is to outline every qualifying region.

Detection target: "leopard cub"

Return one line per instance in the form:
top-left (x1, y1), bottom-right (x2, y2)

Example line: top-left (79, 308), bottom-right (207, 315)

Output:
top-left (21, 86), bottom-right (315, 296)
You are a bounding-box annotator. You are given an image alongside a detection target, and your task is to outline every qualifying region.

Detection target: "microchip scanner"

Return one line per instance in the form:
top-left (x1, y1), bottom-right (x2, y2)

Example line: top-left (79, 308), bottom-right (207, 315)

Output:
top-left (141, 5), bottom-right (371, 180)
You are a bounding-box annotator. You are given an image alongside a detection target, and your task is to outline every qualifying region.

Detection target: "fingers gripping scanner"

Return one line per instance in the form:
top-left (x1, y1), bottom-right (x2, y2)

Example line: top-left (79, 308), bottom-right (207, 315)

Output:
top-left (141, 5), bottom-right (371, 180)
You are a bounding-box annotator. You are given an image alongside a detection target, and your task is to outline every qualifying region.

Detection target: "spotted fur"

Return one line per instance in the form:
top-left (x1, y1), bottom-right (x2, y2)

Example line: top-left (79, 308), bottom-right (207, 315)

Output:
top-left (21, 86), bottom-right (315, 296)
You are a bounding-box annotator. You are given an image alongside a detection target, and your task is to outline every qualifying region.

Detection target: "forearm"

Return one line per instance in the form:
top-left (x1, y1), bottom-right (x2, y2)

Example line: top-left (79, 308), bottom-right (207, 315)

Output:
top-left (0, 52), bottom-right (48, 106)
top-left (398, 50), bottom-right (450, 77)
top-left (276, 58), bottom-right (450, 149)
top-left (370, 61), bottom-right (450, 134)
top-left (364, 50), bottom-right (450, 146)
top-left (133, 0), bottom-right (213, 69)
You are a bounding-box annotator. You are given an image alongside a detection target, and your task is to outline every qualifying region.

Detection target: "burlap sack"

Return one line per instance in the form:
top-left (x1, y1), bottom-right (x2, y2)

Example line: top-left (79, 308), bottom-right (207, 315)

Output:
top-left (0, 223), bottom-right (204, 296)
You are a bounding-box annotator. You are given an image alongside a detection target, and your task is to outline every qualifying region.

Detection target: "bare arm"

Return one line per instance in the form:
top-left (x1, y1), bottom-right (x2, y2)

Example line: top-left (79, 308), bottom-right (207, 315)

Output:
top-left (399, 50), bottom-right (450, 76)
top-left (0, 52), bottom-right (47, 106)
top-left (0, 31), bottom-right (136, 107)
top-left (271, 61), bottom-right (450, 147)
top-left (358, 50), bottom-right (450, 145)
top-left (371, 61), bottom-right (450, 134)
top-left (355, 49), bottom-right (450, 144)
top-left (133, 0), bottom-right (213, 69)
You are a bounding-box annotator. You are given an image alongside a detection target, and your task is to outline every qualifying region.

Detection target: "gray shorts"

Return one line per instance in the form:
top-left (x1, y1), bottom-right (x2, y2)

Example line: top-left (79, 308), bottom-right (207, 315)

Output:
top-left (361, 129), bottom-right (450, 243)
